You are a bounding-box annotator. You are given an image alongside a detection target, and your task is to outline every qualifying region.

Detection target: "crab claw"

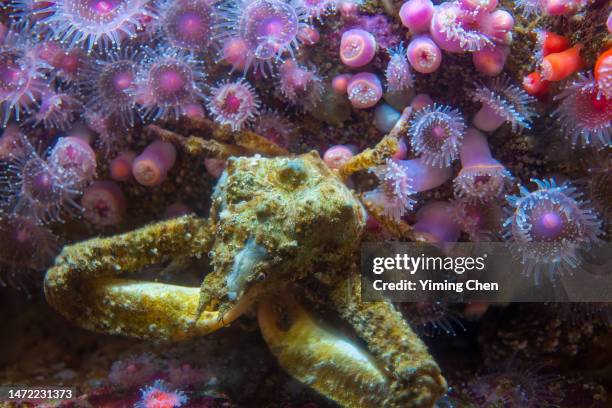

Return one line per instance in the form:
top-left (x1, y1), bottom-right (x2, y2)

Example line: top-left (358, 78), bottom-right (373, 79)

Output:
top-left (43, 216), bottom-right (236, 341)
top-left (258, 291), bottom-right (447, 408)
top-left (258, 292), bottom-right (391, 408)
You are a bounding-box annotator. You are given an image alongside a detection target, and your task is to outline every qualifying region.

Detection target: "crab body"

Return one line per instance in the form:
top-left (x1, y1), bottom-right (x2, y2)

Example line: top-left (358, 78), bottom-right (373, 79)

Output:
top-left (203, 152), bottom-right (367, 309)
top-left (44, 151), bottom-right (446, 408)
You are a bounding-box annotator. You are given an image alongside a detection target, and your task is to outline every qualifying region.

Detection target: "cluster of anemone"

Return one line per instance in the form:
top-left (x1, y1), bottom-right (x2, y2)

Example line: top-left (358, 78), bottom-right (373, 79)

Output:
top-left (0, 0), bottom-right (606, 301)
top-left (521, 31), bottom-right (581, 100)
top-left (22, 0), bottom-right (158, 51)
top-left (408, 104), bottom-right (466, 168)
top-left (552, 72), bottom-right (612, 149)
top-left (4, 0), bottom-right (307, 133)
top-left (215, 0), bottom-right (311, 75)
top-left (363, 158), bottom-right (452, 222)
top-left (0, 0), bottom-right (331, 289)
top-left (0, 27), bottom-right (50, 127)
top-left (396, 0), bottom-right (514, 76)
top-left (430, 2), bottom-right (494, 53)
top-left (471, 75), bottom-right (537, 133)
top-left (1, 132), bottom-right (96, 224)
top-left (0, 128), bottom-right (99, 285)
top-left (514, 0), bottom-right (587, 17)
top-left (503, 178), bottom-right (604, 284)
top-left (430, 0), bottom-right (513, 51)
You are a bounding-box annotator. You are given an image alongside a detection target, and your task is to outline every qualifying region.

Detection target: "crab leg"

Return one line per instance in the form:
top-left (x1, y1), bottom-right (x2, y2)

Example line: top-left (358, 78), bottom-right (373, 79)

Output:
top-left (146, 124), bottom-right (250, 159)
top-left (181, 116), bottom-right (290, 156)
top-left (44, 216), bottom-right (242, 341)
top-left (338, 106), bottom-right (412, 179)
top-left (259, 282), bottom-right (447, 408)
top-left (329, 270), bottom-right (448, 407)
top-left (258, 292), bottom-right (392, 408)
top-left (146, 122), bottom-right (289, 160)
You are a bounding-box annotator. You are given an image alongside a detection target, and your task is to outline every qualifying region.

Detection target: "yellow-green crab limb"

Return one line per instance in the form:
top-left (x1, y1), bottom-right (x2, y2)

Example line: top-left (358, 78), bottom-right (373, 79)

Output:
top-left (44, 152), bottom-right (447, 407)
top-left (259, 282), bottom-right (447, 408)
top-left (44, 216), bottom-right (230, 341)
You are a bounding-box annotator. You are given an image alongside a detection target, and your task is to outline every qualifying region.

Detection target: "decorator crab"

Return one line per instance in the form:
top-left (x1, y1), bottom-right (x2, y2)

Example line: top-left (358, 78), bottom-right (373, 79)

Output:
top-left (45, 110), bottom-right (447, 407)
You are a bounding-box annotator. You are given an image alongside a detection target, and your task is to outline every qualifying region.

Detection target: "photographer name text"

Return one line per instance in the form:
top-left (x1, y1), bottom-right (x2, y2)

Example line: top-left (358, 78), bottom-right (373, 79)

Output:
top-left (372, 279), bottom-right (499, 292)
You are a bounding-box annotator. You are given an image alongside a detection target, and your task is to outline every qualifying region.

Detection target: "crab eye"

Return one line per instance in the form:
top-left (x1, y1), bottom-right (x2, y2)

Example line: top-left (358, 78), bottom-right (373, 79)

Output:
top-left (256, 272), bottom-right (267, 281)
